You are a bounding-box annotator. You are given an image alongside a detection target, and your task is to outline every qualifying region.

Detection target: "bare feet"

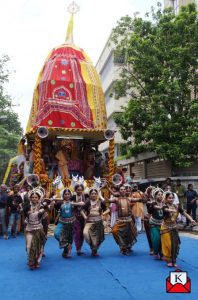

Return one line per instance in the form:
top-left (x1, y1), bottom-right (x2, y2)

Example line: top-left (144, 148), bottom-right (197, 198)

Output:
top-left (35, 263), bottom-right (40, 269)
top-left (29, 261), bottom-right (35, 270)
top-left (167, 262), bottom-right (173, 267)
top-left (91, 249), bottom-right (99, 257)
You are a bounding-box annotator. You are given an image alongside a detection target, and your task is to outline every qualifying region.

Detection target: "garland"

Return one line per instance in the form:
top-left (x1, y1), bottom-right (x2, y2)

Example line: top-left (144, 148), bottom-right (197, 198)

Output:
top-left (33, 135), bottom-right (42, 175)
top-left (108, 138), bottom-right (115, 183)
top-left (27, 127), bottom-right (105, 135)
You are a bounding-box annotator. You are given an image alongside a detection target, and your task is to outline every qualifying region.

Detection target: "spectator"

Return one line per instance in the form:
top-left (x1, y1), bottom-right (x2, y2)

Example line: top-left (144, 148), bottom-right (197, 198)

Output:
top-left (125, 173), bottom-right (135, 185)
top-left (175, 179), bottom-right (186, 208)
top-left (7, 185), bottom-right (23, 238)
top-left (131, 184), bottom-right (145, 233)
top-left (163, 177), bottom-right (175, 192)
top-left (184, 184), bottom-right (198, 226)
top-left (0, 184), bottom-right (8, 239)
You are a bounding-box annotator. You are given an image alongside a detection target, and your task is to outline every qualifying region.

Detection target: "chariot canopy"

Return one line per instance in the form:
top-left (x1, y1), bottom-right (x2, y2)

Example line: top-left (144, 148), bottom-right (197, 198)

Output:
top-left (26, 6), bottom-right (107, 139)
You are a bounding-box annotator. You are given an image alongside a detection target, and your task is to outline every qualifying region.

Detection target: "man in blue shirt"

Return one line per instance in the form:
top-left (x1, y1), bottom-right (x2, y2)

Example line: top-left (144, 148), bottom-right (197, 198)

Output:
top-left (184, 184), bottom-right (198, 226)
top-left (0, 184), bottom-right (8, 239)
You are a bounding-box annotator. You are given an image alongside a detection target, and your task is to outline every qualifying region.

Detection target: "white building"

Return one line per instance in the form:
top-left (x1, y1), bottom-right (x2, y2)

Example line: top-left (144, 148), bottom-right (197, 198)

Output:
top-left (96, 36), bottom-right (128, 160)
top-left (164, 0), bottom-right (197, 12)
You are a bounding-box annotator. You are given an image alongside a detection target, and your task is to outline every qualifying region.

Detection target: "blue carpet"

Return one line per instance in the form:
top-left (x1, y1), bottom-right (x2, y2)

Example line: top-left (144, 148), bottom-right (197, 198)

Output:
top-left (0, 233), bottom-right (197, 300)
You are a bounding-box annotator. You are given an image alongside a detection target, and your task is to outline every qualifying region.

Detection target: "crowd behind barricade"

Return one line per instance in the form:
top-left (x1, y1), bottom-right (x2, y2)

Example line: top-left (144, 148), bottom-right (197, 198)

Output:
top-left (0, 176), bottom-right (197, 270)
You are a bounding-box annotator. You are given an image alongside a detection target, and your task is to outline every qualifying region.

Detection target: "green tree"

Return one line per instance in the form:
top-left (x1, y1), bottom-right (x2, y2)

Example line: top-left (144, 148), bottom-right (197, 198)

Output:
top-left (0, 55), bottom-right (23, 181)
top-left (112, 3), bottom-right (198, 167)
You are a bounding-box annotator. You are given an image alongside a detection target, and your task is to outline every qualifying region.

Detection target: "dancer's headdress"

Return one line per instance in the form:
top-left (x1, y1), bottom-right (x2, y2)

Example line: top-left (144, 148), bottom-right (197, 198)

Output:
top-left (28, 186), bottom-right (45, 200)
top-left (151, 187), bottom-right (164, 199)
top-left (145, 186), bottom-right (155, 197)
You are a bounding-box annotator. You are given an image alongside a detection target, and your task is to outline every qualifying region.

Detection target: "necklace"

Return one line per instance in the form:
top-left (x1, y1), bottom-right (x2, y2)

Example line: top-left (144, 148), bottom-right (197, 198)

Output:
top-left (90, 200), bottom-right (98, 208)
top-left (77, 195), bottom-right (82, 202)
top-left (63, 201), bottom-right (71, 214)
top-left (31, 204), bottom-right (38, 213)
top-left (156, 201), bottom-right (163, 207)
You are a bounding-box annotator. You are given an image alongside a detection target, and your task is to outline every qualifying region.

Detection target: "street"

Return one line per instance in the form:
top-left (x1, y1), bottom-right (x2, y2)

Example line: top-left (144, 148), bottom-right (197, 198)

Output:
top-left (0, 233), bottom-right (197, 300)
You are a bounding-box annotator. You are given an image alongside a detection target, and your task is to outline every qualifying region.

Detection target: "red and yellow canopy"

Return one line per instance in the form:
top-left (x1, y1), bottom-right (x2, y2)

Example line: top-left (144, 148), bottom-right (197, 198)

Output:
top-left (26, 16), bottom-right (107, 133)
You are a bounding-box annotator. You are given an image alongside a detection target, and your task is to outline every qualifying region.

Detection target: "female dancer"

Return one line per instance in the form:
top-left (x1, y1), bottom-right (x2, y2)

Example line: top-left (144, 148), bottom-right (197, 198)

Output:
top-left (24, 188), bottom-right (47, 270)
top-left (161, 192), bottom-right (197, 267)
top-left (54, 188), bottom-right (84, 258)
top-left (71, 184), bottom-right (88, 255)
top-left (149, 188), bottom-right (164, 259)
top-left (144, 186), bottom-right (155, 255)
top-left (106, 185), bottom-right (139, 255)
top-left (82, 188), bottom-right (107, 256)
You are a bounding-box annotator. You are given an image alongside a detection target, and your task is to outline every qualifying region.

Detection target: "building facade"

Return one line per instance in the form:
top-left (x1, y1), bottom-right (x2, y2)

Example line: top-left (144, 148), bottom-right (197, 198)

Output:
top-left (96, 37), bottom-right (128, 160)
top-left (164, 0), bottom-right (197, 12)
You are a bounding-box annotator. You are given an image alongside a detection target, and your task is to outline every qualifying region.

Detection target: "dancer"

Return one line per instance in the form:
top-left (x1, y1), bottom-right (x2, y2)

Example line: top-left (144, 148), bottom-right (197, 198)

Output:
top-left (124, 183), bottom-right (132, 197)
top-left (23, 188), bottom-right (47, 270)
top-left (161, 192), bottom-right (197, 267)
top-left (149, 188), bottom-right (164, 259)
top-left (82, 188), bottom-right (107, 256)
top-left (71, 184), bottom-right (88, 255)
top-left (106, 185), bottom-right (138, 255)
top-left (144, 186), bottom-right (155, 255)
top-left (54, 188), bottom-right (84, 258)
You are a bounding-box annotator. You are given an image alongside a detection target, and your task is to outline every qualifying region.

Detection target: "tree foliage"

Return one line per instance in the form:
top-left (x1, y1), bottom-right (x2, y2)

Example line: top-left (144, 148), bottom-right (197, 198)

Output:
top-left (112, 3), bottom-right (198, 167)
top-left (0, 55), bottom-right (23, 181)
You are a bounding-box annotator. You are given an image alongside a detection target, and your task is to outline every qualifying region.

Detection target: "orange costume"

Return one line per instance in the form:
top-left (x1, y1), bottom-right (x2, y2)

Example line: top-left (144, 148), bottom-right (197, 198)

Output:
top-left (131, 191), bottom-right (144, 218)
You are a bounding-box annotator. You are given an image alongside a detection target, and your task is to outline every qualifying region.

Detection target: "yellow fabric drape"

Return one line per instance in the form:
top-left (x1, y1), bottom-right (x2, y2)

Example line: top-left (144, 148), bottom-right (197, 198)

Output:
top-left (161, 225), bottom-right (172, 261)
top-left (3, 156), bottom-right (17, 184)
top-left (80, 61), bottom-right (107, 129)
top-left (65, 14), bottom-right (74, 43)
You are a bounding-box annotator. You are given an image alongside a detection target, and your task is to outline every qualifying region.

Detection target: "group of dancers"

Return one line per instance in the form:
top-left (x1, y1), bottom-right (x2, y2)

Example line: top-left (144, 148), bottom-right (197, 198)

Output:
top-left (21, 181), bottom-right (197, 270)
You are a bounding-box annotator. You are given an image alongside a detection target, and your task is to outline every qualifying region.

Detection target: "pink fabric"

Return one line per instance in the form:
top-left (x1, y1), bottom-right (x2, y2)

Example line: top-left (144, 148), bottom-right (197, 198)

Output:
top-left (110, 203), bottom-right (118, 212)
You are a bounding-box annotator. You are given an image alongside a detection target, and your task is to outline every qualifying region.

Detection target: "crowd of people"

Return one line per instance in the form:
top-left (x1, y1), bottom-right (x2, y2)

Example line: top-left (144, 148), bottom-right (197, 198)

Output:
top-left (0, 177), bottom-right (197, 271)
